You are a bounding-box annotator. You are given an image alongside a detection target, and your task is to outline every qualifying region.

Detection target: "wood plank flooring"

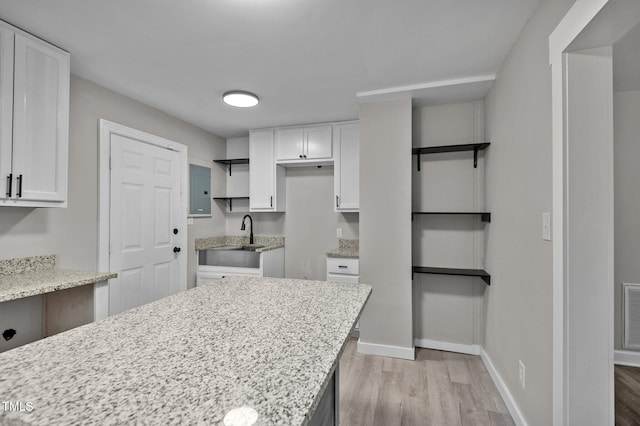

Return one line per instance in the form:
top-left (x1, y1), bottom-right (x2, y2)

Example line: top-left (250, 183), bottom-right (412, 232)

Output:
top-left (339, 339), bottom-right (515, 426)
top-left (616, 365), bottom-right (640, 426)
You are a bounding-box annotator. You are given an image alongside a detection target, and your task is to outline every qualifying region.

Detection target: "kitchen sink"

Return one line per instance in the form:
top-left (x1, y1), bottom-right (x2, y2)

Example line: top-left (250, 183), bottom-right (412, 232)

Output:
top-left (198, 246), bottom-right (264, 268)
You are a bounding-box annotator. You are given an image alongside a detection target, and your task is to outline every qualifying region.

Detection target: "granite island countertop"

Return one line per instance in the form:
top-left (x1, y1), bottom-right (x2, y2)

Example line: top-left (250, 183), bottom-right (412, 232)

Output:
top-left (0, 276), bottom-right (371, 425)
top-left (195, 235), bottom-right (284, 252)
top-left (327, 238), bottom-right (359, 258)
top-left (0, 255), bottom-right (117, 303)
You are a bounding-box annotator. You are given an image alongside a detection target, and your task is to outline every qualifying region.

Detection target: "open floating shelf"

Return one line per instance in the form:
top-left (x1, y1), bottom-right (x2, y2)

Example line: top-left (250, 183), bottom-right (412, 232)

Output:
top-left (213, 196), bottom-right (249, 212)
top-left (412, 142), bottom-right (490, 170)
top-left (213, 158), bottom-right (249, 176)
top-left (412, 212), bottom-right (491, 223)
top-left (412, 266), bottom-right (491, 285)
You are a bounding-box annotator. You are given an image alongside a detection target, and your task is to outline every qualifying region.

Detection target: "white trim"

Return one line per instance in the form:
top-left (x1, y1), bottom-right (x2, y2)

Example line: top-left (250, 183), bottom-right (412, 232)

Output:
top-left (97, 119), bottom-right (189, 321)
top-left (356, 340), bottom-right (415, 360)
top-left (414, 338), bottom-right (480, 356)
top-left (356, 75), bottom-right (496, 99)
top-left (614, 350), bottom-right (640, 367)
top-left (549, 2), bottom-right (618, 424)
top-left (480, 347), bottom-right (528, 426)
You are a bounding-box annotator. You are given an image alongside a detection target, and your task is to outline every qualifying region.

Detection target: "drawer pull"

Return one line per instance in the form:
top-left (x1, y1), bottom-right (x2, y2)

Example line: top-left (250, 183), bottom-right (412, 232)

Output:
top-left (338, 265), bottom-right (348, 269)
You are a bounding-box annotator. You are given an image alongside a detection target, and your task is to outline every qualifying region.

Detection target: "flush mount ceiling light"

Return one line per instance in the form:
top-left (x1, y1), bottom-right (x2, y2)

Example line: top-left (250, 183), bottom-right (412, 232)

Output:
top-left (222, 91), bottom-right (259, 108)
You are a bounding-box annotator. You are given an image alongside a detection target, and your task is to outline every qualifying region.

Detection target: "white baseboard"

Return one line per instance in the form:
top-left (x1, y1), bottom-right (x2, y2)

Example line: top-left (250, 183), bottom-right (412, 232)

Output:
top-left (480, 347), bottom-right (528, 426)
top-left (615, 349), bottom-right (640, 367)
top-left (357, 340), bottom-right (415, 360)
top-left (414, 338), bottom-right (480, 355)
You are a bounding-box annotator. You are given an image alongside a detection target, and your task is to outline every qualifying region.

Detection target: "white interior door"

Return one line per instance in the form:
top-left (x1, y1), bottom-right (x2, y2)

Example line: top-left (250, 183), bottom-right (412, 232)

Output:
top-left (109, 134), bottom-right (182, 315)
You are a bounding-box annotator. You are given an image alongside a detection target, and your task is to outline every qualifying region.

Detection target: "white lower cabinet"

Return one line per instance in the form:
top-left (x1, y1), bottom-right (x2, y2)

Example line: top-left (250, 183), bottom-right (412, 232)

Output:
top-left (197, 271), bottom-right (259, 286)
top-left (326, 257), bottom-right (360, 334)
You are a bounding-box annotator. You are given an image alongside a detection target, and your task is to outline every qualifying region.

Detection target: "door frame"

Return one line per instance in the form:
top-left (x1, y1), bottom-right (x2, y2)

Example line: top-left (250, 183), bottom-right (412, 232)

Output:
top-left (96, 119), bottom-right (188, 320)
top-left (550, 0), bottom-right (640, 424)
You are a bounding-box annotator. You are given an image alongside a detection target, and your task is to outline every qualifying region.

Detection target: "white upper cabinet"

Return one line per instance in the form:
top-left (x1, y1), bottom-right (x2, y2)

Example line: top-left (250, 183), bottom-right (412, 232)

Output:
top-left (275, 127), bottom-right (304, 161)
top-left (305, 125), bottom-right (332, 159)
top-left (249, 129), bottom-right (285, 212)
top-left (0, 21), bottom-right (70, 207)
top-left (275, 124), bottom-right (332, 164)
top-left (0, 25), bottom-right (14, 193)
top-left (334, 122), bottom-right (359, 212)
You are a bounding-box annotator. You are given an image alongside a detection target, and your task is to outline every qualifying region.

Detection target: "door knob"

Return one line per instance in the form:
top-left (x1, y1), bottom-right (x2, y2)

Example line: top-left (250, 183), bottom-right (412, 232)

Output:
top-left (173, 247), bottom-right (181, 253)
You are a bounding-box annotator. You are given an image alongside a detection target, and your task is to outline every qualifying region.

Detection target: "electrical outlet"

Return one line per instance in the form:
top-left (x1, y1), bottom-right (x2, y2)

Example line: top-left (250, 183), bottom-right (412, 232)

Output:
top-left (336, 228), bottom-right (343, 238)
top-left (519, 360), bottom-right (526, 389)
top-left (187, 218), bottom-right (194, 225)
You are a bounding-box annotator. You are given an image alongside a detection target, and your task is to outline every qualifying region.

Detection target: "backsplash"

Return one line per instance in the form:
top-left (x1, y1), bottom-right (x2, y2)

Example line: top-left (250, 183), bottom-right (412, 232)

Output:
top-left (195, 235), bottom-right (285, 251)
top-left (0, 255), bottom-right (55, 276)
top-left (338, 239), bottom-right (359, 250)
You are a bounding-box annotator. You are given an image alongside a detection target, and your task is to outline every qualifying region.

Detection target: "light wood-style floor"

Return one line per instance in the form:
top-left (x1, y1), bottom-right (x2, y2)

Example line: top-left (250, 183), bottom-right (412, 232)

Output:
top-left (615, 365), bottom-right (640, 426)
top-left (339, 339), bottom-right (515, 426)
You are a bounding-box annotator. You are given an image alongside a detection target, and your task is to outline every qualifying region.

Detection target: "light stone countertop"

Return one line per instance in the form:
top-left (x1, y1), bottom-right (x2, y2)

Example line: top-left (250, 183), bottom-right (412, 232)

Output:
top-left (0, 276), bottom-right (372, 425)
top-left (195, 235), bottom-right (284, 252)
top-left (327, 238), bottom-right (359, 258)
top-left (0, 269), bottom-right (117, 303)
top-left (0, 255), bottom-right (117, 303)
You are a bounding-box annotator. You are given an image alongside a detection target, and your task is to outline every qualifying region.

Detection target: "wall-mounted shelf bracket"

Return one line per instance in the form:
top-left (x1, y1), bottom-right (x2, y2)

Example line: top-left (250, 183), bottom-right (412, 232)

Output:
top-left (412, 143), bottom-right (490, 171)
top-left (213, 196), bottom-right (249, 212)
top-left (213, 158), bottom-right (249, 176)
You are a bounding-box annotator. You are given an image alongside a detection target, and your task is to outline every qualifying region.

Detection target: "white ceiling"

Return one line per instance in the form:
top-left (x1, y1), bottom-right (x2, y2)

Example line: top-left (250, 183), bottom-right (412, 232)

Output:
top-left (0, 0), bottom-right (540, 138)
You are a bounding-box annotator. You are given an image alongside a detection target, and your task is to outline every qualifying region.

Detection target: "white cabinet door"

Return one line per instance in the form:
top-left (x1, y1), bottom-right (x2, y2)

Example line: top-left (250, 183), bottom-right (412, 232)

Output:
top-left (0, 25), bottom-right (13, 197)
top-left (275, 127), bottom-right (304, 160)
top-left (250, 130), bottom-right (275, 210)
top-left (250, 129), bottom-right (286, 211)
top-left (305, 125), bottom-right (332, 159)
top-left (334, 122), bottom-right (359, 212)
top-left (11, 33), bottom-right (69, 202)
top-left (275, 125), bottom-right (332, 163)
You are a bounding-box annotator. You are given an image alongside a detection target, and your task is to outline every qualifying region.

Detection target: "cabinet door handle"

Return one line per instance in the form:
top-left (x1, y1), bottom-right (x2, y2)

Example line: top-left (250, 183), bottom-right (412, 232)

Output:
top-left (16, 174), bottom-right (22, 198)
top-left (299, 154), bottom-right (303, 159)
top-left (270, 196), bottom-right (273, 208)
top-left (303, 154), bottom-right (307, 159)
top-left (336, 195), bottom-right (339, 208)
top-left (6, 174), bottom-right (12, 198)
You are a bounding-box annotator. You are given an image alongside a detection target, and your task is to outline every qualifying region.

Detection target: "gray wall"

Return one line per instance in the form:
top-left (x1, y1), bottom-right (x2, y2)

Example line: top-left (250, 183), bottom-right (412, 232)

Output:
top-left (359, 98), bottom-right (413, 351)
top-left (0, 75), bottom-right (227, 287)
top-left (225, 166), bottom-right (359, 280)
top-left (483, 0), bottom-right (576, 424)
top-left (412, 101), bottom-right (486, 348)
top-left (614, 90), bottom-right (640, 350)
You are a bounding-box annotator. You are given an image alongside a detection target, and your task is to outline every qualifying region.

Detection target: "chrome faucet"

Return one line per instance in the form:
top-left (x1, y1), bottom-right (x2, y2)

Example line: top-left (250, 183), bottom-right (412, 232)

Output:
top-left (241, 214), bottom-right (254, 245)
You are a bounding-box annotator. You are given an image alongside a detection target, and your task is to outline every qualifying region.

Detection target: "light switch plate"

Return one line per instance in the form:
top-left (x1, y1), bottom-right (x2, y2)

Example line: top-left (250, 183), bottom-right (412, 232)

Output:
top-left (336, 228), bottom-right (343, 238)
top-left (542, 213), bottom-right (551, 241)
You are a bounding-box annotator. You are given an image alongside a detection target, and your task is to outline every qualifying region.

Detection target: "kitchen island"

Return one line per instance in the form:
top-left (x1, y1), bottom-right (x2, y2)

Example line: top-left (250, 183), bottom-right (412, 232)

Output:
top-left (0, 276), bottom-right (371, 425)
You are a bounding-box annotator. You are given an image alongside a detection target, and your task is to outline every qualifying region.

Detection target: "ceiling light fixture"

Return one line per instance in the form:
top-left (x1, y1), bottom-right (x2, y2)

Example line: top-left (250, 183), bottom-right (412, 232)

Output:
top-left (222, 91), bottom-right (259, 108)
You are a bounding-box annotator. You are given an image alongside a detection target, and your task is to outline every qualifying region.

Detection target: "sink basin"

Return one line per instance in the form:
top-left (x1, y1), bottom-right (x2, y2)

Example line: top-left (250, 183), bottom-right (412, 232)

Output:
top-left (199, 246), bottom-right (264, 268)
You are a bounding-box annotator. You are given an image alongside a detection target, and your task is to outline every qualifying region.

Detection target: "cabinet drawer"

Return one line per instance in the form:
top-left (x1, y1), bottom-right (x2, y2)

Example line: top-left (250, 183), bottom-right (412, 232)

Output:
top-left (327, 257), bottom-right (359, 275)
